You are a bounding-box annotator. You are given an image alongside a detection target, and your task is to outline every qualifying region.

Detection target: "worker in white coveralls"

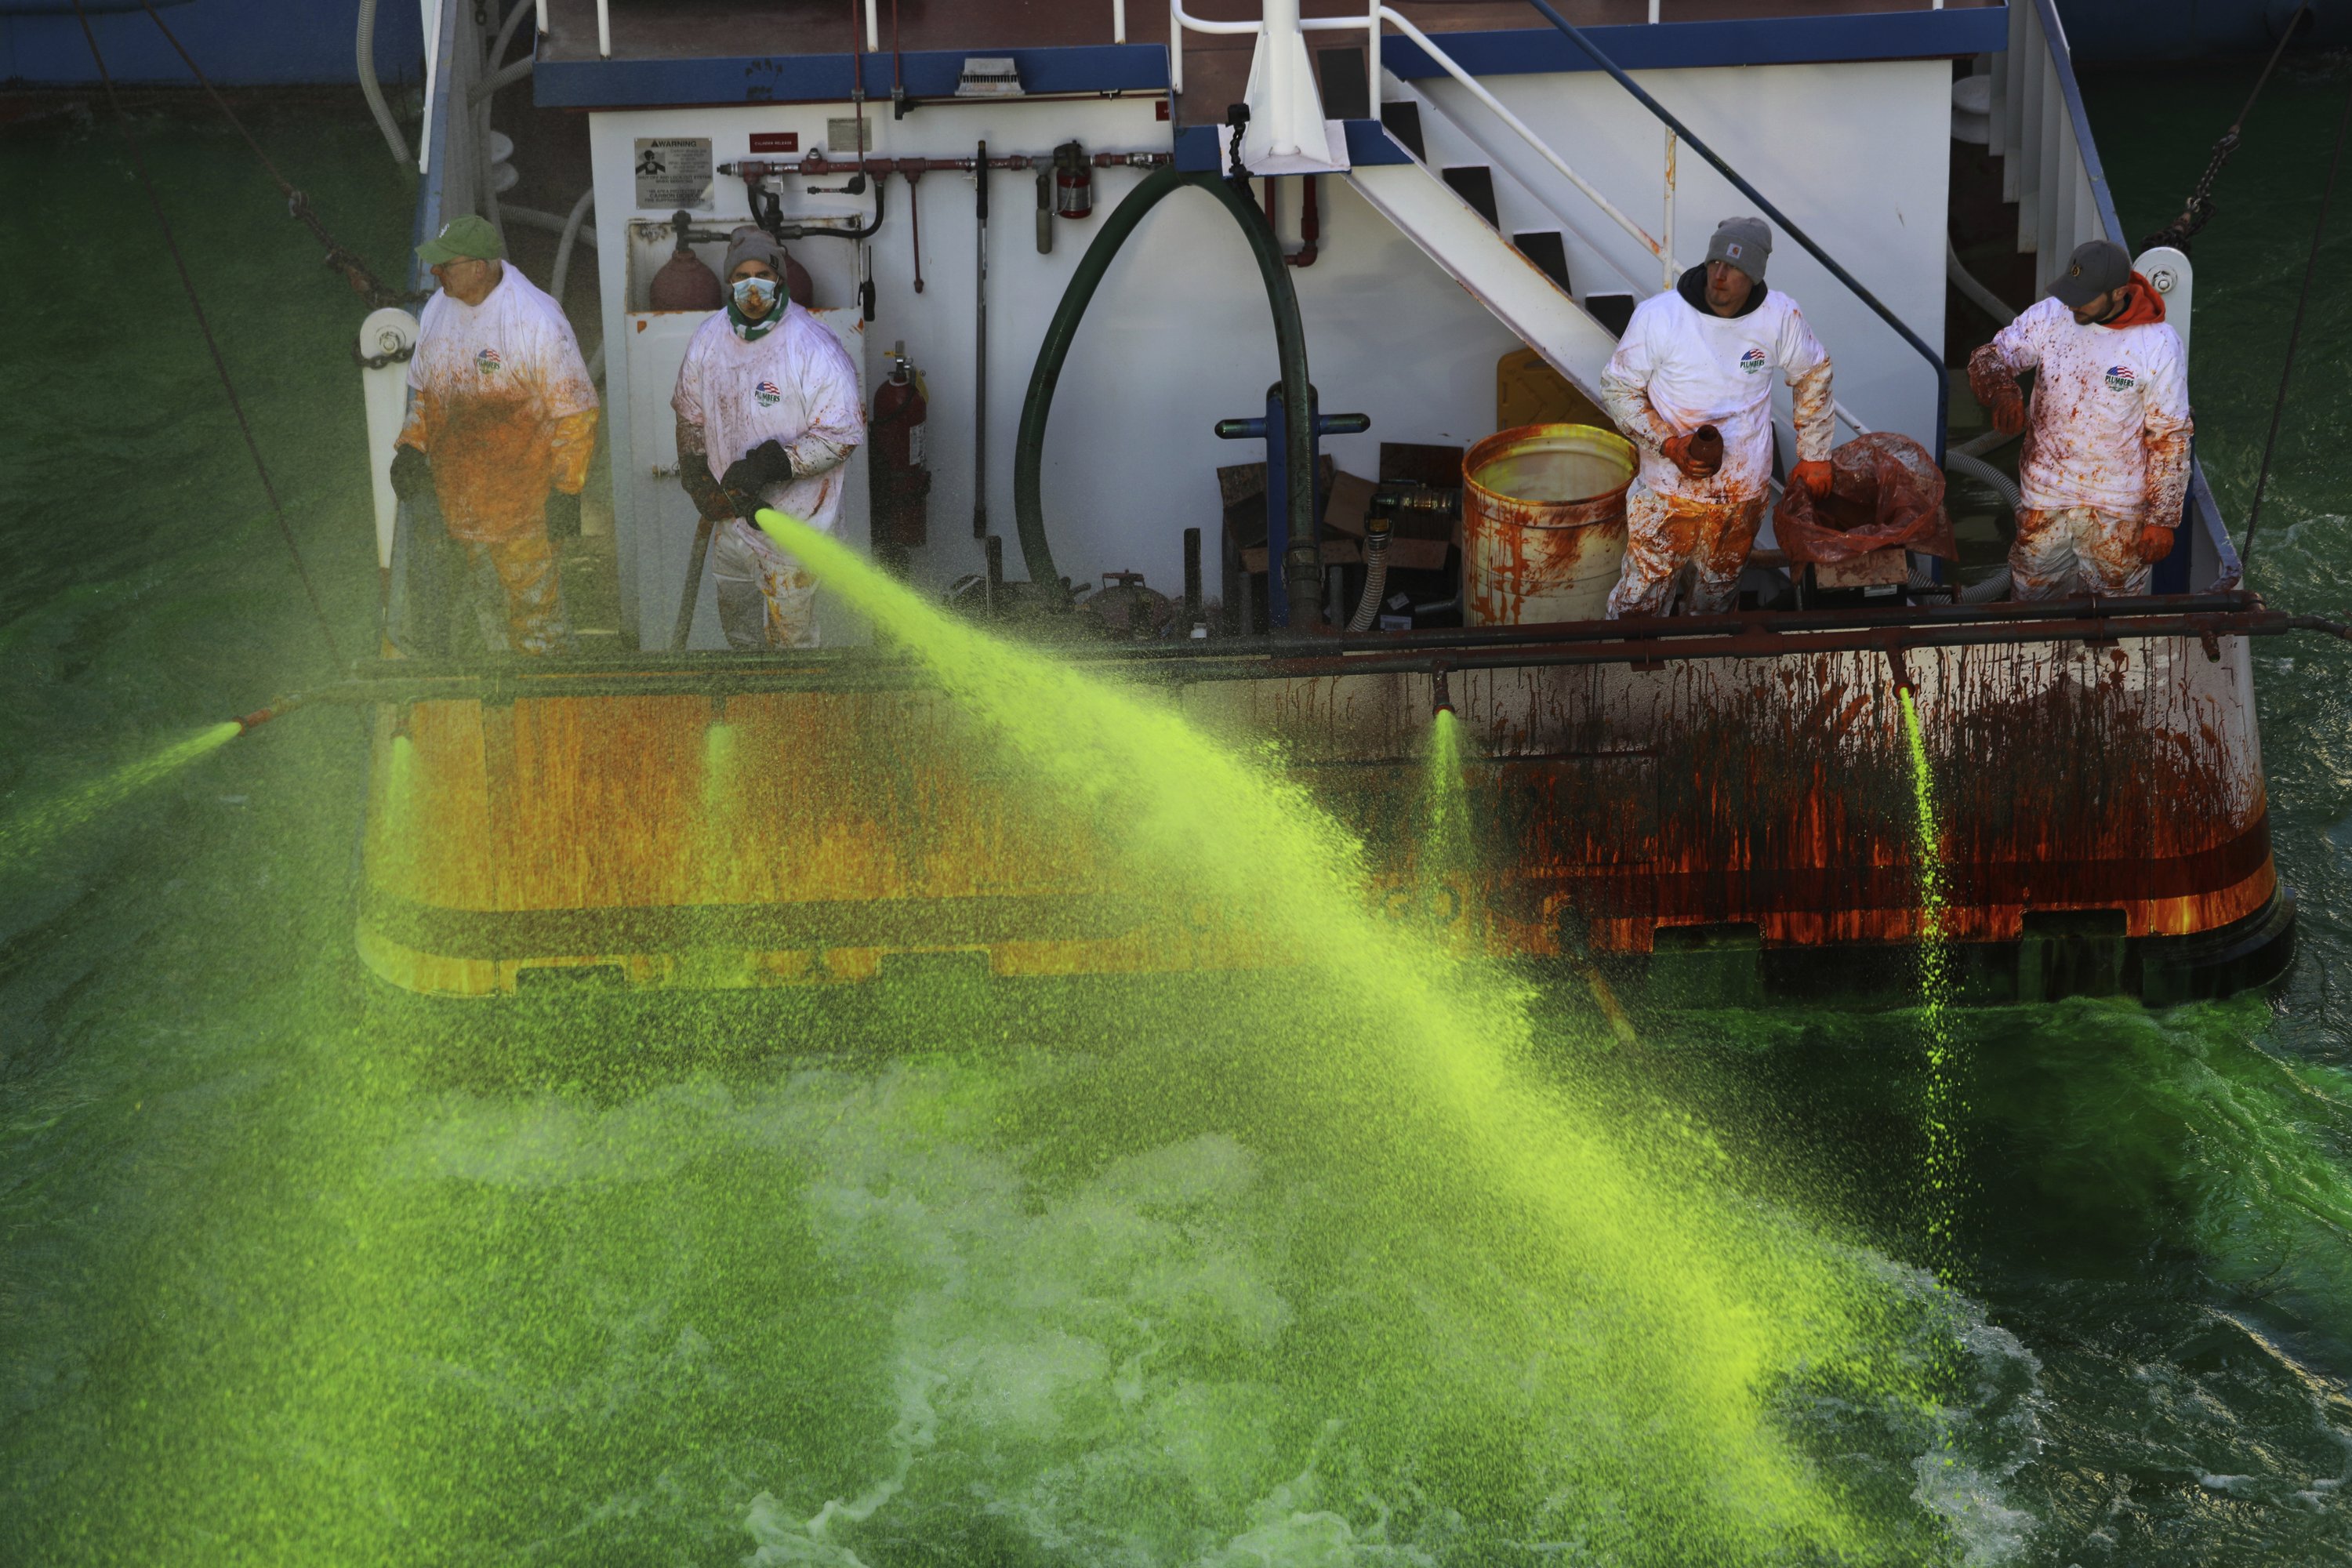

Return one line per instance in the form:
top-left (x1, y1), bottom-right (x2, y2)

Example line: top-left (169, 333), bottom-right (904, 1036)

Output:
top-left (1599, 216), bottom-right (1835, 619)
top-left (1967, 238), bottom-right (2190, 599)
top-left (390, 213), bottom-right (599, 655)
top-left (672, 227), bottom-right (866, 648)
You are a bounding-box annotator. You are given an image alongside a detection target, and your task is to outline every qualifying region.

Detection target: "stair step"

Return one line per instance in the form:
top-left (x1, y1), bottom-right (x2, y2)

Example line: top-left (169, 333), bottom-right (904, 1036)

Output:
top-left (1440, 165), bottom-right (1501, 228)
top-left (1584, 292), bottom-right (1636, 338)
top-left (1316, 46), bottom-right (1371, 122)
top-left (1380, 99), bottom-right (1426, 162)
top-left (1513, 231), bottom-right (1573, 295)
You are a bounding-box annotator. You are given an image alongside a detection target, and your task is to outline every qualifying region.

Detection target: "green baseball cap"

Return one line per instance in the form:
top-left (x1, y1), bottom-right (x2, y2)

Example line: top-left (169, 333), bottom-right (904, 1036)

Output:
top-left (417, 213), bottom-right (505, 264)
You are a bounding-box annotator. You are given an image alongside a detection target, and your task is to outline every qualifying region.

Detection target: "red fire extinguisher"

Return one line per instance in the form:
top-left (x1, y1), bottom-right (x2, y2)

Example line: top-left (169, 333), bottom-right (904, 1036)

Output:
top-left (871, 341), bottom-right (931, 557)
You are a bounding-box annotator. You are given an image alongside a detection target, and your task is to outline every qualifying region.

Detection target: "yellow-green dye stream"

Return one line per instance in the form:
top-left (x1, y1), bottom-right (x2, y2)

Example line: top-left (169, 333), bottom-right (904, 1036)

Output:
top-left (1900, 688), bottom-right (1960, 1277)
top-left (0, 722), bottom-right (241, 877)
top-left (755, 510), bottom-right (1955, 1562)
top-left (1417, 706), bottom-right (1475, 938)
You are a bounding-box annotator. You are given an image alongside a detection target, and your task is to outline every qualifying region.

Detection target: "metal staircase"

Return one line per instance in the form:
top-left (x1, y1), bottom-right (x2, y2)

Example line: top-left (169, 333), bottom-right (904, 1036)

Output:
top-left (1346, 84), bottom-right (1632, 410)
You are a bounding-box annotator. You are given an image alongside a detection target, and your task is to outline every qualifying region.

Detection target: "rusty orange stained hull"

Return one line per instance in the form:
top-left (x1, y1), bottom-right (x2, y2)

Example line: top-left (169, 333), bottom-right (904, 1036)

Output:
top-left (357, 633), bottom-right (2278, 998)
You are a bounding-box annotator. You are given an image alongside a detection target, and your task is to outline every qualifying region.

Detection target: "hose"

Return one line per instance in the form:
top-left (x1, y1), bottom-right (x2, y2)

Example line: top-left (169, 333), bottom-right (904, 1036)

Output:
top-left (470, 0), bottom-right (534, 103)
top-left (355, 0), bottom-right (412, 167)
top-left (1946, 448), bottom-right (2021, 514)
top-left (1347, 520), bottom-right (1391, 633)
top-left (1014, 167), bottom-right (1312, 615)
top-left (501, 204), bottom-right (599, 245)
top-left (550, 187), bottom-right (595, 303)
top-left (1946, 237), bottom-right (2016, 325)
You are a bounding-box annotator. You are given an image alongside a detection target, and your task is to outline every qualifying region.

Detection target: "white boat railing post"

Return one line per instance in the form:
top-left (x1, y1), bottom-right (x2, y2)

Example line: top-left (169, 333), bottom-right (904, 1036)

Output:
top-left (596, 0), bottom-right (610, 58)
top-left (1662, 127), bottom-right (1676, 292)
top-left (1114, 0), bottom-right (1126, 45)
top-left (865, 0), bottom-right (880, 53)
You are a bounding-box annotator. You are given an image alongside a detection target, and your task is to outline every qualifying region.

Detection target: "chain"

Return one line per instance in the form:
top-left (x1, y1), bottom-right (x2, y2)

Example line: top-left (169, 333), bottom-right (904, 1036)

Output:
top-left (2141, 6), bottom-right (2310, 254)
top-left (139, 2), bottom-right (426, 310)
top-left (352, 339), bottom-right (416, 370)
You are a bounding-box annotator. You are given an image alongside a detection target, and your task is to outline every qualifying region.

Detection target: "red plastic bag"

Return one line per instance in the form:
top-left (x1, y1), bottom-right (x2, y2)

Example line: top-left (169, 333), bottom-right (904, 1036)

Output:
top-left (1773, 432), bottom-right (1957, 566)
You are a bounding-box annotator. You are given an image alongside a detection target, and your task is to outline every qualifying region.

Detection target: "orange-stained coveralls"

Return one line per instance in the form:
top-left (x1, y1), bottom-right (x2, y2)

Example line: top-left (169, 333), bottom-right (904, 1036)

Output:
top-left (1599, 265), bottom-right (1834, 618)
top-left (1968, 276), bottom-right (2190, 600)
top-left (397, 266), bottom-right (599, 655)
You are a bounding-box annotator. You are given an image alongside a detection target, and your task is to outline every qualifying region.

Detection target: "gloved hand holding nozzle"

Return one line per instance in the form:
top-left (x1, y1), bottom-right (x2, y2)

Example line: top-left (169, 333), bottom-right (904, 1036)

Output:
top-left (1661, 423), bottom-right (1724, 479)
top-left (721, 437), bottom-right (796, 514)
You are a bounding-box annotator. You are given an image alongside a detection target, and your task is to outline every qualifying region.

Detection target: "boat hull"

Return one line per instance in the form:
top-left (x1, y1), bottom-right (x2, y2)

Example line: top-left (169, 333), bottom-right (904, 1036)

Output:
top-left (357, 631), bottom-right (2288, 1004)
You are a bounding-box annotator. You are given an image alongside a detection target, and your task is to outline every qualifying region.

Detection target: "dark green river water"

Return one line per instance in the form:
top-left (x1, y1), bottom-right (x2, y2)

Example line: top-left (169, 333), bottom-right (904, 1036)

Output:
top-left (6, 61), bottom-right (2352, 1566)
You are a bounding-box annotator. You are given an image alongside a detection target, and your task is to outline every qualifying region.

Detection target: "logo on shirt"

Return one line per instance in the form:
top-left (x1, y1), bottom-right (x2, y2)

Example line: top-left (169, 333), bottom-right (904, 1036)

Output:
top-left (2104, 365), bottom-right (2136, 392)
top-left (754, 379), bottom-right (782, 407)
top-left (475, 347), bottom-right (503, 375)
top-left (1739, 347), bottom-right (1768, 375)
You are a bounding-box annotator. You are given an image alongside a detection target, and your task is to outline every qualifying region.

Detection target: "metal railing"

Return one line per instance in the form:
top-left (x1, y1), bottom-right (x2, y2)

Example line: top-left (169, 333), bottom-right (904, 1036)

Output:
top-left (1168, 3), bottom-right (1916, 441)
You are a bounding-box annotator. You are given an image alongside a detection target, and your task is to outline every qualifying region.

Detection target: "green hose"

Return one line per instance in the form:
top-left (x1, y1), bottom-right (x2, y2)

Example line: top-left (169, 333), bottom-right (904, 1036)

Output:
top-left (1014, 168), bottom-right (1315, 619)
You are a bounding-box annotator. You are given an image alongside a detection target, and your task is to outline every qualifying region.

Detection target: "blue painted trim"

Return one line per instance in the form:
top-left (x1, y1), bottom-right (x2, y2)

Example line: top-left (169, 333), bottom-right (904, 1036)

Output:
top-left (534, 41), bottom-right (1166, 111)
top-left (1173, 125), bottom-right (1222, 174)
top-left (1381, 8), bottom-right (2009, 80)
top-left (2028, 0), bottom-right (2125, 243)
top-left (1174, 120), bottom-right (1408, 174)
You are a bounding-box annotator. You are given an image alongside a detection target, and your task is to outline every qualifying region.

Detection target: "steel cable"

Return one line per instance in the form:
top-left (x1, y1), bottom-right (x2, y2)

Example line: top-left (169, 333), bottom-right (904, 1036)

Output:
top-left (72, 0), bottom-right (347, 669)
top-left (137, 0), bottom-right (422, 311)
top-left (2239, 74), bottom-right (2352, 575)
top-left (2142, 5), bottom-right (2313, 253)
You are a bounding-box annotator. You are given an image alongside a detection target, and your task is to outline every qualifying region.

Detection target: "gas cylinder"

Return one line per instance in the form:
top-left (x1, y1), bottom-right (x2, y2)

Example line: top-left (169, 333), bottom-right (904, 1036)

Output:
top-left (648, 241), bottom-right (723, 310)
top-left (870, 343), bottom-right (931, 554)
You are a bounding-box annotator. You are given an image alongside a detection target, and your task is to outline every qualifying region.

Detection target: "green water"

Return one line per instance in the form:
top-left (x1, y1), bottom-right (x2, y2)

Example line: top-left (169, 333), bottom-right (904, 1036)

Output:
top-left (5, 73), bottom-right (2352, 1565)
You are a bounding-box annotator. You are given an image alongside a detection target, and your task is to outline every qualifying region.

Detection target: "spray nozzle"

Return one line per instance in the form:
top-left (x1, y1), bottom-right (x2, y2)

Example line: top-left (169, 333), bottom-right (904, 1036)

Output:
top-left (1885, 648), bottom-right (1917, 699)
top-left (1432, 662), bottom-right (1454, 717)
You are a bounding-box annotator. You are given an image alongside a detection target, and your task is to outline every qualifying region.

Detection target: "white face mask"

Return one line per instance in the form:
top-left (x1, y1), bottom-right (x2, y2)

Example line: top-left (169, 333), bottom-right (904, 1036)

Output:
top-left (731, 275), bottom-right (782, 311)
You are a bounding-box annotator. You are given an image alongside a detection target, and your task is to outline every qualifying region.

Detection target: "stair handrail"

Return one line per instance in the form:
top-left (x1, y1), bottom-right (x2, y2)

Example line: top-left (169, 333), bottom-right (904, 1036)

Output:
top-left (1506, 0), bottom-right (1949, 459)
top-left (1373, 11), bottom-right (1874, 440)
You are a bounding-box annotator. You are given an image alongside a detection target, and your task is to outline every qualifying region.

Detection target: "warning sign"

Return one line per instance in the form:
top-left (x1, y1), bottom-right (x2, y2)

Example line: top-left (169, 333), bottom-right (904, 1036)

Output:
top-left (633, 137), bottom-right (713, 211)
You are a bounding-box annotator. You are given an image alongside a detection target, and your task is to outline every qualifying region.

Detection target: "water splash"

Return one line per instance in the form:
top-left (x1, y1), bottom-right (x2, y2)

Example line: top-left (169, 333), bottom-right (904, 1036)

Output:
top-left (1900, 688), bottom-right (1961, 1278)
top-left (0, 722), bottom-right (242, 878)
top-left (752, 510), bottom-right (1943, 1561)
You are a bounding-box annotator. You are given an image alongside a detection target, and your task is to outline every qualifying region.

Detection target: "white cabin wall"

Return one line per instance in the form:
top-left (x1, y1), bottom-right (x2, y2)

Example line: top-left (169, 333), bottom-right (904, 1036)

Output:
top-left (589, 56), bottom-right (1948, 638)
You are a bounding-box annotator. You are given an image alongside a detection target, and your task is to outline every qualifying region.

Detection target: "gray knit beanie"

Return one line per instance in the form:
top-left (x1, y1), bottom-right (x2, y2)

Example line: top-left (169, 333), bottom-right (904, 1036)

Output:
top-left (1705, 216), bottom-right (1772, 283)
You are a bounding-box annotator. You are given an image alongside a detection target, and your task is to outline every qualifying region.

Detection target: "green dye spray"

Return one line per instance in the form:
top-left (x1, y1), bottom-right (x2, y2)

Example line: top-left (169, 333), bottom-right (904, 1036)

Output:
top-left (0, 722), bottom-right (242, 877)
top-left (1417, 706), bottom-right (1474, 937)
top-left (1899, 688), bottom-right (1961, 1277)
top-left (753, 510), bottom-right (1946, 1561)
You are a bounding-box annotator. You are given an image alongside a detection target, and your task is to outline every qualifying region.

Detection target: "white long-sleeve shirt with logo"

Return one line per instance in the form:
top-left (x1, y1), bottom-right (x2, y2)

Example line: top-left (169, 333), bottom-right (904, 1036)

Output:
top-left (671, 303), bottom-right (866, 535)
top-left (399, 267), bottom-right (599, 542)
top-left (1982, 294), bottom-right (2191, 523)
top-left (1599, 278), bottom-right (1833, 506)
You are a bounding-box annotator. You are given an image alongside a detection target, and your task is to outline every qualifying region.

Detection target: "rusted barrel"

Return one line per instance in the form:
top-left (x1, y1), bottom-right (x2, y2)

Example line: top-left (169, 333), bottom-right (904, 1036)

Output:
top-left (1461, 423), bottom-right (1636, 626)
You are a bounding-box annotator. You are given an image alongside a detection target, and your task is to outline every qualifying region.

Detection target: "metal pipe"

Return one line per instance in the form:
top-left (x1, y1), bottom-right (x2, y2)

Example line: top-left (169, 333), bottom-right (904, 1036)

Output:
top-left (318, 598), bottom-right (2321, 708)
top-left (973, 140), bottom-right (990, 541)
top-left (673, 517), bottom-right (716, 650)
top-left (1184, 526), bottom-right (1207, 637)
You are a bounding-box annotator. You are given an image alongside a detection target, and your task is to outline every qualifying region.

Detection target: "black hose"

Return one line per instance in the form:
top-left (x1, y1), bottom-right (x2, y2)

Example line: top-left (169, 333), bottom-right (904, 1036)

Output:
top-left (1013, 168), bottom-right (1312, 615)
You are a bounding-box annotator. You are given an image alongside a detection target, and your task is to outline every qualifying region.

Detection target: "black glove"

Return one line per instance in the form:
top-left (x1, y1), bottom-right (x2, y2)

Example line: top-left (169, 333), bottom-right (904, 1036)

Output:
top-left (390, 444), bottom-right (433, 502)
top-left (720, 439), bottom-right (794, 510)
top-left (545, 488), bottom-right (582, 540)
